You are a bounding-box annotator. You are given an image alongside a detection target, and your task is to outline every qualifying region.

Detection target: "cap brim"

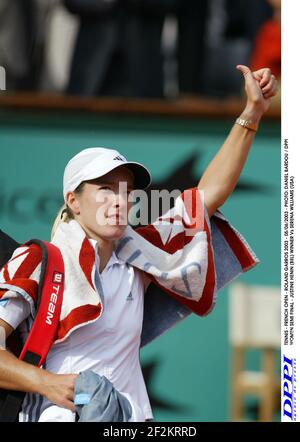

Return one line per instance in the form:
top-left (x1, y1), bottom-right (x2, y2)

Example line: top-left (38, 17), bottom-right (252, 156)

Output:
top-left (68, 159), bottom-right (152, 194)
top-left (120, 162), bottom-right (152, 190)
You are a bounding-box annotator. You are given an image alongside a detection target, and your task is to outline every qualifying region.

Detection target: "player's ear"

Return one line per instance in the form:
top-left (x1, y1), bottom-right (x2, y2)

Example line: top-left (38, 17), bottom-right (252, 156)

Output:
top-left (66, 192), bottom-right (81, 215)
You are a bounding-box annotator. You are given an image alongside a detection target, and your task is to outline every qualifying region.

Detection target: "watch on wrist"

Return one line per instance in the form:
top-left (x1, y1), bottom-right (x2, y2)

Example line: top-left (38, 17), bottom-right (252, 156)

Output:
top-left (235, 117), bottom-right (258, 132)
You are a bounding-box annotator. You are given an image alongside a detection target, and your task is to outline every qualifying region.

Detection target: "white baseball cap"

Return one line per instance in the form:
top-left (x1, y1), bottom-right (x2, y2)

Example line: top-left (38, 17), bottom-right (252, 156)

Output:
top-left (63, 147), bottom-right (151, 201)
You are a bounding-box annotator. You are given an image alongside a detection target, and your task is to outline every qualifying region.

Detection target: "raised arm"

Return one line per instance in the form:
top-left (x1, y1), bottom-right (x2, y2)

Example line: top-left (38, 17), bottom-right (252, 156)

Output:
top-left (198, 65), bottom-right (277, 218)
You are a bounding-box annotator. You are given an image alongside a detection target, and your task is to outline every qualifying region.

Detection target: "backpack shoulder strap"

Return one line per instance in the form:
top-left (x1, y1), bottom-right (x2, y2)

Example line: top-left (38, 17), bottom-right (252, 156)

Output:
top-left (0, 239), bottom-right (64, 422)
top-left (19, 239), bottom-right (64, 367)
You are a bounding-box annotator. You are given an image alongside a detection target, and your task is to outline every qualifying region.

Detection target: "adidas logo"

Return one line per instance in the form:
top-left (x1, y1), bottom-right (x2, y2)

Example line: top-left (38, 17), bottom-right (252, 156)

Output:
top-left (126, 292), bottom-right (134, 301)
top-left (113, 156), bottom-right (124, 161)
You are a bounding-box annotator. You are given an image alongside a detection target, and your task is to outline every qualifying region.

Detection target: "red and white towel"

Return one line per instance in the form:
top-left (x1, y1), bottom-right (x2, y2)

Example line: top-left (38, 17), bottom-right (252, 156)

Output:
top-left (0, 187), bottom-right (259, 343)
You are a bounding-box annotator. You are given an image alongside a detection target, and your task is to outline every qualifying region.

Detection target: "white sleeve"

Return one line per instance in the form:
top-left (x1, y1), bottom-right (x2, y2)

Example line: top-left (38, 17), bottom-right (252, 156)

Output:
top-left (0, 296), bottom-right (31, 329)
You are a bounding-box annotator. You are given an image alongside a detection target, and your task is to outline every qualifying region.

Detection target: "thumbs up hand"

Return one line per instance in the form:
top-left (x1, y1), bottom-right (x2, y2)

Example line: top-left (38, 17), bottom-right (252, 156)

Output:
top-left (236, 65), bottom-right (278, 117)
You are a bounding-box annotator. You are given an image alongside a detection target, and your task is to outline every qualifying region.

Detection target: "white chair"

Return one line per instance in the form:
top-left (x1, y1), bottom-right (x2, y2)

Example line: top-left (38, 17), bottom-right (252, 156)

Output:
top-left (228, 283), bottom-right (281, 422)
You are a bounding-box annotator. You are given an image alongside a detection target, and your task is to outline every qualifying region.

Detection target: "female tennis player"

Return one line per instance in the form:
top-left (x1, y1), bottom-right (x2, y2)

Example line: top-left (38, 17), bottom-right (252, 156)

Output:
top-left (0, 65), bottom-right (277, 422)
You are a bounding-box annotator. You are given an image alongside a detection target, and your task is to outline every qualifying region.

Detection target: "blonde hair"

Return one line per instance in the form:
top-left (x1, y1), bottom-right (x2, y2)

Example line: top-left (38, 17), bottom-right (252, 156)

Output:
top-left (51, 181), bottom-right (86, 240)
top-left (51, 204), bottom-right (74, 240)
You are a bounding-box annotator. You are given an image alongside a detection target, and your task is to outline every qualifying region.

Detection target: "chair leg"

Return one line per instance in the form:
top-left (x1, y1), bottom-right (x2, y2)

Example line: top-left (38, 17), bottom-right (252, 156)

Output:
top-left (259, 349), bottom-right (276, 422)
top-left (231, 347), bottom-right (245, 421)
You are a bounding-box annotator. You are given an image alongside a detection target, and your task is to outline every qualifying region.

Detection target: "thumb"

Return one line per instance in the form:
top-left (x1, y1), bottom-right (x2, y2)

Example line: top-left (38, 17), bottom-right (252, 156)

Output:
top-left (236, 64), bottom-right (264, 105)
top-left (236, 64), bottom-right (252, 78)
top-left (236, 64), bottom-right (260, 92)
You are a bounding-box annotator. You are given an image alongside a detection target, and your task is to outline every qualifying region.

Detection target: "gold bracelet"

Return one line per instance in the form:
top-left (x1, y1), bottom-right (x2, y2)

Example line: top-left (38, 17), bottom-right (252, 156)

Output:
top-left (235, 117), bottom-right (258, 132)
